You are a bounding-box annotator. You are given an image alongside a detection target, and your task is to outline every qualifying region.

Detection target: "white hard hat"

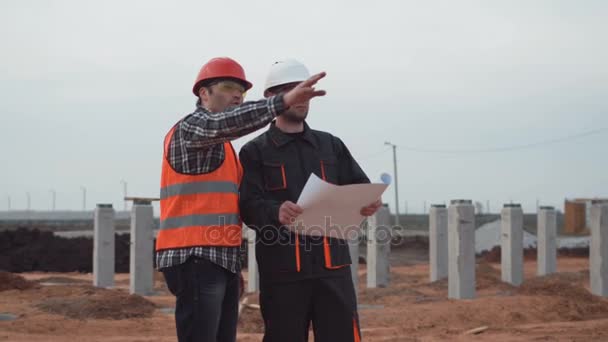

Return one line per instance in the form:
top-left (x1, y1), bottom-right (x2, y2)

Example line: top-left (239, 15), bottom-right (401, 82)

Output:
top-left (263, 59), bottom-right (310, 96)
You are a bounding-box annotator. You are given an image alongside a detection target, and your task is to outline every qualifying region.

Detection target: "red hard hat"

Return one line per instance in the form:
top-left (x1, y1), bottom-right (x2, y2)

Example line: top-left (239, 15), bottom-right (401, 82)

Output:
top-left (192, 57), bottom-right (253, 96)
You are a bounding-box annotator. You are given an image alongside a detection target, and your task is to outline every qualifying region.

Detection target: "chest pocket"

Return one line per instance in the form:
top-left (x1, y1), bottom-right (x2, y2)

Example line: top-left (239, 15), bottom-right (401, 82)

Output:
top-left (319, 156), bottom-right (339, 184)
top-left (263, 161), bottom-right (287, 191)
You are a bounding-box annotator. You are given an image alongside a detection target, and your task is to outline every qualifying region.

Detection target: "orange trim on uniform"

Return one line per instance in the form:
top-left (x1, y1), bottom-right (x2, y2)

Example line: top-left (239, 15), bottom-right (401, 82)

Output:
top-left (353, 317), bottom-right (361, 342)
top-left (295, 234), bottom-right (301, 272)
top-left (323, 236), bottom-right (349, 270)
top-left (280, 164), bottom-right (287, 188)
top-left (320, 160), bottom-right (349, 269)
top-left (265, 163), bottom-right (287, 191)
top-left (320, 160), bottom-right (327, 181)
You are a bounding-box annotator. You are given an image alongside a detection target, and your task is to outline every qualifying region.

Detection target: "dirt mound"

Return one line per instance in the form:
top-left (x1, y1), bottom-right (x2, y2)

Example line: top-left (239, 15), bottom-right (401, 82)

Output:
top-left (476, 262), bottom-right (515, 291)
top-left (35, 286), bottom-right (156, 320)
top-left (516, 273), bottom-right (608, 321)
top-left (392, 235), bottom-right (429, 250)
top-left (427, 262), bottom-right (514, 292)
top-left (478, 246), bottom-right (502, 263)
top-left (0, 228), bottom-right (133, 273)
top-left (0, 271), bottom-right (36, 291)
top-left (518, 273), bottom-right (588, 298)
top-left (480, 246), bottom-right (589, 263)
top-left (559, 247), bottom-right (590, 258)
top-left (479, 246), bottom-right (539, 263)
top-left (0, 228), bottom-right (248, 273)
top-left (35, 276), bottom-right (89, 284)
top-left (427, 277), bottom-right (448, 290)
top-left (417, 271), bottom-right (608, 327)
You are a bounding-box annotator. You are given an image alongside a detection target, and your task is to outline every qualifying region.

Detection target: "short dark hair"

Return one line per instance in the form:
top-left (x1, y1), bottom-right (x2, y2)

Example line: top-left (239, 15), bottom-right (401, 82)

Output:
top-left (197, 77), bottom-right (248, 94)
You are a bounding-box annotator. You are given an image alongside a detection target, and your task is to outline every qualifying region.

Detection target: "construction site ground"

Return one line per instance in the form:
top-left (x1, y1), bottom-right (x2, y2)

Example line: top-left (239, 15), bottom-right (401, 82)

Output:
top-left (2, 244), bottom-right (607, 341)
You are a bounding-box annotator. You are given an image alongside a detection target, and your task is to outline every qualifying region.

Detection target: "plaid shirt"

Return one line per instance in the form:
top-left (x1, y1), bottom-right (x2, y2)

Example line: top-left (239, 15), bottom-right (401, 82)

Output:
top-left (156, 95), bottom-right (286, 273)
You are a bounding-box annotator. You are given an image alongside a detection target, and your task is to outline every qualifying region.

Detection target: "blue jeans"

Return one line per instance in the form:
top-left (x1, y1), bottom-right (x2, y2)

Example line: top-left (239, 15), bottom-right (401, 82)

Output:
top-left (162, 257), bottom-right (239, 342)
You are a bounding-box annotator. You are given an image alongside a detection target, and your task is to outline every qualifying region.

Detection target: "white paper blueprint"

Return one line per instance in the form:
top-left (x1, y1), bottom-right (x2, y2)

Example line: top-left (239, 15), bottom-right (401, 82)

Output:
top-left (290, 174), bottom-right (389, 238)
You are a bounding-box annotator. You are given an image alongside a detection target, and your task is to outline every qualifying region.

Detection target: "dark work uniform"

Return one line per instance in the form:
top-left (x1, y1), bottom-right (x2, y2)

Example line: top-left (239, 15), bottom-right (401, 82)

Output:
top-left (239, 121), bottom-right (369, 342)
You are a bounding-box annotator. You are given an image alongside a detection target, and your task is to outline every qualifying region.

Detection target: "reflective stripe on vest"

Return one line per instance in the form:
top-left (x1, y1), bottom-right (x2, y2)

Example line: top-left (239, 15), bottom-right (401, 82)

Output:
top-left (160, 213), bottom-right (240, 230)
top-left (156, 125), bottom-right (243, 251)
top-left (160, 181), bottom-right (238, 200)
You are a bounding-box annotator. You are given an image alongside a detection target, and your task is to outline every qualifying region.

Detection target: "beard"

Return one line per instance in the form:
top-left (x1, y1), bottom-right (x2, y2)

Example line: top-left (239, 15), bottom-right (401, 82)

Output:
top-left (282, 107), bottom-right (308, 123)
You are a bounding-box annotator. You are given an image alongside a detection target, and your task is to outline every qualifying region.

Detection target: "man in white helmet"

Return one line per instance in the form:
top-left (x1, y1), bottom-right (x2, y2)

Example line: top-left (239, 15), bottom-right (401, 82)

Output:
top-left (239, 59), bottom-right (382, 341)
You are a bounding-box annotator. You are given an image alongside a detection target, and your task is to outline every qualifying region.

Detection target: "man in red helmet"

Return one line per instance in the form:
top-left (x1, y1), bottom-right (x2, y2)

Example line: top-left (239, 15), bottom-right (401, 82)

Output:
top-left (156, 57), bottom-right (326, 342)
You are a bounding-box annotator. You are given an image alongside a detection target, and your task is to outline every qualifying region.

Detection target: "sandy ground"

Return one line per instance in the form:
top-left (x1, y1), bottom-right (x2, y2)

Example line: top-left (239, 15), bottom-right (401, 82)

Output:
top-left (2, 253), bottom-right (608, 341)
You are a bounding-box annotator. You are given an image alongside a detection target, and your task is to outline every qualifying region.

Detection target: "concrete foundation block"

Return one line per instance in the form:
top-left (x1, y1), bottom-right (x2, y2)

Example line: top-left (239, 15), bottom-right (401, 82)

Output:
top-left (93, 204), bottom-right (115, 288)
top-left (448, 200), bottom-right (476, 299)
top-left (130, 204), bottom-right (154, 295)
top-left (429, 204), bottom-right (448, 282)
top-left (367, 205), bottom-right (391, 288)
top-left (591, 201), bottom-right (608, 296)
top-left (501, 204), bottom-right (524, 286)
top-left (246, 227), bottom-right (259, 293)
top-left (537, 206), bottom-right (557, 276)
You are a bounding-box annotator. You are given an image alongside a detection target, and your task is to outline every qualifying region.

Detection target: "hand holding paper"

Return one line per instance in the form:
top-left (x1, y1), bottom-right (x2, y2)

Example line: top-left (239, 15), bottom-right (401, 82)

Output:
top-left (278, 201), bottom-right (303, 225)
top-left (290, 174), bottom-right (389, 238)
top-left (360, 199), bottom-right (383, 216)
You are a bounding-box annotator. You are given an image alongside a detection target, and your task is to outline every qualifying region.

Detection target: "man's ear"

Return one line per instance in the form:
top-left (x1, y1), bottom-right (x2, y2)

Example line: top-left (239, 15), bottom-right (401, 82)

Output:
top-left (199, 87), bottom-right (209, 102)
top-left (263, 90), bottom-right (274, 98)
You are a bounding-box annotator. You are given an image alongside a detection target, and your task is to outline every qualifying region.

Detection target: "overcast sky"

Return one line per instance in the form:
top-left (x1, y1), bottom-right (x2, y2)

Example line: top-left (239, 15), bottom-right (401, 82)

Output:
top-left (1, 0), bottom-right (607, 214)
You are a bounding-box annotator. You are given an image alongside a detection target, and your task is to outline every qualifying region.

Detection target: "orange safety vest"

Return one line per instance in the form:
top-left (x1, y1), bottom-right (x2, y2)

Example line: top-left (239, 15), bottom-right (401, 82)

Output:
top-left (156, 125), bottom-right (243, 251)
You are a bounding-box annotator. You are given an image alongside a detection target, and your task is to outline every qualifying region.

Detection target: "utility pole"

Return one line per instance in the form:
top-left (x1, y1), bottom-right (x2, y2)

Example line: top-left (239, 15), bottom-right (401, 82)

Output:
top-left (49, 189), bottom-right (56, 211)
top-left (7, 196), bottom-right (11, 211)
top-left (120, 180), bottom-right (128, 211)
top-left (81, 186), bottom-right (87, 211)
top-left (26, 192), bottom-right (31, 211)
top-left (384, 142), bottom-right (400, 227)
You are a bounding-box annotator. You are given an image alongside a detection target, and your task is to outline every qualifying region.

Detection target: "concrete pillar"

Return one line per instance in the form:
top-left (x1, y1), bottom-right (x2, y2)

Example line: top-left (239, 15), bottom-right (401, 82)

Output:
top-left (349, 236), bottom-right (360, 296)
top-left (246, 227), bottom-right (259, 293)
top-left (130, 202), bottom-right (154, 295)
top-left (537, 206), bottom-right (557, 276)
top-left (501, 204), bottom-right (524, 286)
top-left (590, 200), bottom-right (608, 296)
top-left (93, 204), bottom-right (115, 288)
top-left (429, 204), bottom-right (448, 282)
top-left (367, 205), bottom-right (391, 288)
top-left (448, 199), bottom-right (475, 299)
